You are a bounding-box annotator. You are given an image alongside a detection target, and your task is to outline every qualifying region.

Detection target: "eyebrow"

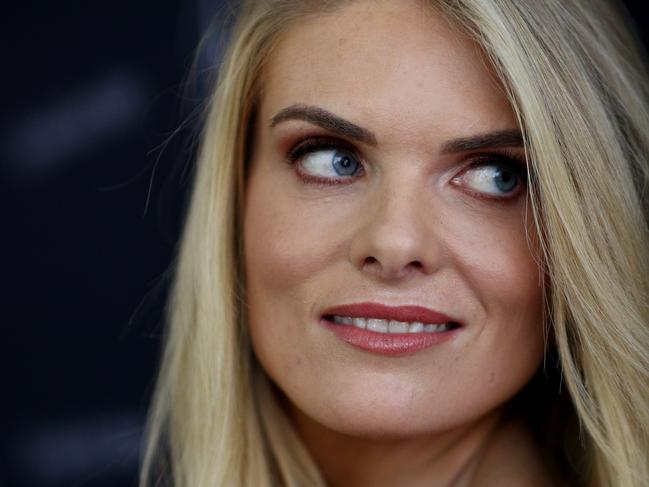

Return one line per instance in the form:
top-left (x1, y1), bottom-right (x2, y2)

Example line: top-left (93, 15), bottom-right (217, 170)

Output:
top-left (270, 104), bottom-right (523, 152)
top-left (440, 129), bottom-right (524, 153)
top-left (270, 104), bottom-right (377, 146)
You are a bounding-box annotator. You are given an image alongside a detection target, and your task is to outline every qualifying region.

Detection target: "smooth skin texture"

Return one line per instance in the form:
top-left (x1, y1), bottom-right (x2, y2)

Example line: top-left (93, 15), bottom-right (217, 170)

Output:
top-left (244, 1), bottom-right (550, 485)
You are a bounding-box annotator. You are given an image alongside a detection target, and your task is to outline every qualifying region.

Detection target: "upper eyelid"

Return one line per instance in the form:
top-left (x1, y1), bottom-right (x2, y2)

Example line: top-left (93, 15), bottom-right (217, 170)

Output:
top-left (286, 134), bottom-right (526, 160)
top-left (463, 154), bottom-right (527, 172)
top-left (287, 136), bottom-right (360, 160)
top-left (286, 139), bottom-right (366, 181)
top-left (457, 153), bottom-right (529, 186)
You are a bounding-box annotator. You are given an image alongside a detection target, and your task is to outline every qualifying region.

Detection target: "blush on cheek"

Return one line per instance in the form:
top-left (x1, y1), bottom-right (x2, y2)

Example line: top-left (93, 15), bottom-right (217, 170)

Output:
top-left (245, 218), bottom-right (320, 298)
top-left (244, 184), bottom-right (298, 291)
top-left (245, 190), bottom-right (345, 299)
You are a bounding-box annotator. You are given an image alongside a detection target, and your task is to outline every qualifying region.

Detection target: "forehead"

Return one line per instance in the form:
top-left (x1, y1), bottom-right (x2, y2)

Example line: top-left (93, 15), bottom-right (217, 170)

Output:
top-left (260, 0), bottom-right (516, 145)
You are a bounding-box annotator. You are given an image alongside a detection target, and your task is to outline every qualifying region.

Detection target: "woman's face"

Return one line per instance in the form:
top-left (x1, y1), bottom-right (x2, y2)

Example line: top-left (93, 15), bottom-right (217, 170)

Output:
top-left (244, 0), bottom-right (544, 439)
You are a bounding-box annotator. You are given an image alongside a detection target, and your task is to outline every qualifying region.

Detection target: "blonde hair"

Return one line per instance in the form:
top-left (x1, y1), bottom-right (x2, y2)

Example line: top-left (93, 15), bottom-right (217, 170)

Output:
top-left (140, 1), bottom-right (649, 486)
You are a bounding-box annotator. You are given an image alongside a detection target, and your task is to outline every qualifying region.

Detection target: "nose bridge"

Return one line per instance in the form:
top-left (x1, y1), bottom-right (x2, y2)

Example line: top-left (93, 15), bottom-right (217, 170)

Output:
top-left (376, 178), bottom-right (421, 233)
top-left (350, 172), bottom-right (444, 279)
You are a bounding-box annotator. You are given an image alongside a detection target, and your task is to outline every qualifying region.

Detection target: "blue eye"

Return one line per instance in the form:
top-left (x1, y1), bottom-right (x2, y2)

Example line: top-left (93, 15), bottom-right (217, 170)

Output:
top-left (455, 158), bottom-right (525, 198)
top-left (288, 139), bottom-right (363, 181)
top-left (301, 149), bottom-right (361, 177)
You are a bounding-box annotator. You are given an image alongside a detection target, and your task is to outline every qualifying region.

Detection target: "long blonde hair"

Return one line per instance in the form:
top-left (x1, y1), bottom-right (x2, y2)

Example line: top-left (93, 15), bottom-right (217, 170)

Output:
top-left (140, 1), bottom-right (649, 486)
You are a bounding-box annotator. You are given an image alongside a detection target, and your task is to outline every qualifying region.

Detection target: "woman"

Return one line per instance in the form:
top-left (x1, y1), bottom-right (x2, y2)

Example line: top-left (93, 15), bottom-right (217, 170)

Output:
top-left (140, 0), bottom-right (649, 485)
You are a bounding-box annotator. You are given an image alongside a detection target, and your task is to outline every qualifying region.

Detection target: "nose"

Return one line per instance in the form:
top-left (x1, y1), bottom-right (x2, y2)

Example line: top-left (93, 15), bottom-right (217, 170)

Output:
top-left (349, 179), bottom-right (445, 281)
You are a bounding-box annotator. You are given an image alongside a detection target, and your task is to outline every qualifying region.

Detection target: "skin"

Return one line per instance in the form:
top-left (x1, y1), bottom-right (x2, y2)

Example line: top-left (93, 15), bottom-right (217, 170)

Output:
top-left (244, 1), bottom-right (550, 485)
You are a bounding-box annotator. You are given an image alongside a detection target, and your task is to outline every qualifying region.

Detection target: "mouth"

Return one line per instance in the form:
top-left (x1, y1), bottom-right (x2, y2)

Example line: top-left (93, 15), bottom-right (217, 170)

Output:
top-left (320, 302), bottom-right (462, 356)
top-left (322, 315), bottom-right (461, 334)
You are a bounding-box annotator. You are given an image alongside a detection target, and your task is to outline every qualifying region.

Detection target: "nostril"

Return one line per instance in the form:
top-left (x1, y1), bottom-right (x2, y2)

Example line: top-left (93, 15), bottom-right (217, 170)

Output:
top-left (360, 256), bottom-right (427, 278)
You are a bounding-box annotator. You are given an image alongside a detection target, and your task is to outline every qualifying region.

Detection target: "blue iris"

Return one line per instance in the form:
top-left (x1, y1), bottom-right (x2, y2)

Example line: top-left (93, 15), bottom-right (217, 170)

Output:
top-left (332, 151), bottom-right (360, 176)
top-left (493, 166), bottom-right (518, 193)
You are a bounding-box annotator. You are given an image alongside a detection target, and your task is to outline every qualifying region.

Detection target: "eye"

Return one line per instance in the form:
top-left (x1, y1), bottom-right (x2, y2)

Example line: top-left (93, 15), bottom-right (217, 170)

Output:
top-left (287, 138), bottom-right (363, 183)
top-left (452, 156), bottom-right (527, 200)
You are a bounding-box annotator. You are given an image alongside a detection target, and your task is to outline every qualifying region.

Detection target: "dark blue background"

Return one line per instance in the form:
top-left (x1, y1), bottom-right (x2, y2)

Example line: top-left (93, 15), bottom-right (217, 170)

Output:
top-left (2, 1), bottom-right (227, 485)
top-left (2, 1), bottom-right (647, 486)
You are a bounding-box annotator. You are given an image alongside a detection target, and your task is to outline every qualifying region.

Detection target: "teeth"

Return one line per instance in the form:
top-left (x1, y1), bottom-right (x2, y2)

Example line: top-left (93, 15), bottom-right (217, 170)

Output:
top-left (367, 318), bottom-right (388, 333)
top-left (330, 316), bottom-right (452, 334)
top-left (352, 317), bottom-right (366, 329)
top-left (409, 322), bottom-right (424, 333)
top-left (333, 315), bottom-right (354, 325)
top-left (388, 320), bottom-right (409, 333)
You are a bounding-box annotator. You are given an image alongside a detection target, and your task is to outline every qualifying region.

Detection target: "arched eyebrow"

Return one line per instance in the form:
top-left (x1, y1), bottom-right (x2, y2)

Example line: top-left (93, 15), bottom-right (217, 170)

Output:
top-left (270, 104), bottom-right (378, 146)
top-left (440, 129), bottom-right (523, 153)
top-left (270, 104), bottom-right (523, 152)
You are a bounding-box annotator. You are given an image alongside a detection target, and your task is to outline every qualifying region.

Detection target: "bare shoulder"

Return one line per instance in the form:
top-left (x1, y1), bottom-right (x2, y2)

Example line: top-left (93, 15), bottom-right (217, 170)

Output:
top-left (470, 417), bottom-right (562, 487)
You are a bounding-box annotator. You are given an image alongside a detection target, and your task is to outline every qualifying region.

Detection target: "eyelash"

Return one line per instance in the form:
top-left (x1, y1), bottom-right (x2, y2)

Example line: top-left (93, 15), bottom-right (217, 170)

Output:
top-left (286, 136), bottom-right (528, 201)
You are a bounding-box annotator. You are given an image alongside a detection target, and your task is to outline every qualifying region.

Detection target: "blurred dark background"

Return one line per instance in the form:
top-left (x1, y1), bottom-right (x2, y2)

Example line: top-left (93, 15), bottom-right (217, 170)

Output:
top-left (2, 1), bottom-right (228, 485)
top-left (2, 1), bottom-right (648, 486)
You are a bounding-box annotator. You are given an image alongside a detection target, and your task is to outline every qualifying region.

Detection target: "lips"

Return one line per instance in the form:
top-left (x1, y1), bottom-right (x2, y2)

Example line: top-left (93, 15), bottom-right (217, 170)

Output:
top-left (320, 302), bottom-right (462, 356)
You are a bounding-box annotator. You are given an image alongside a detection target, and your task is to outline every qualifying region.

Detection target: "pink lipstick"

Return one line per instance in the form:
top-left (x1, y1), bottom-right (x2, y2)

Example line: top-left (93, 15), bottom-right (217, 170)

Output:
top-left (320, 302), bottom-right (461, 356)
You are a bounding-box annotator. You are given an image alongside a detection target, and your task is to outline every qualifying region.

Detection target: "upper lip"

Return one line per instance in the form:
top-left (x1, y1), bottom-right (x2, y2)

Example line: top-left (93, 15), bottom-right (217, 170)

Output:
top-left (321, 302), bottom-right (460, 325)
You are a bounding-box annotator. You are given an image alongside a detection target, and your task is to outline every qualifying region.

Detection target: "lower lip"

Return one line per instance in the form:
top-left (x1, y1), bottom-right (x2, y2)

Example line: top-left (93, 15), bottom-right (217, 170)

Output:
top-left (321, 319), bottom-right (460, 356)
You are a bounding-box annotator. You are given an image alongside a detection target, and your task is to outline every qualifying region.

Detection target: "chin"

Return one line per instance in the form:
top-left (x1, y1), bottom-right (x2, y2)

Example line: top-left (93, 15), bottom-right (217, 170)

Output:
top-left (288, 383), bottom-right (474, 441)
top-left (325, 415), bottom-right (452, 441)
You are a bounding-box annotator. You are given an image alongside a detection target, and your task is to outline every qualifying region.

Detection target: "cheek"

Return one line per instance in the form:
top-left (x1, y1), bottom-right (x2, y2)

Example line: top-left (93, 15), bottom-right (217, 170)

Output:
top-left (243, 181), bottom-right (329, 298)
top-left (243, 161), bottom-right (358, 303)
top-left (448, 199), bottom-right (542, 316)
top-left (243, 169), bottom-right (337, 376)
top-left (447, 204), bottom-right (545, 377)
top-left (244, 180), bottom-right (298, 381)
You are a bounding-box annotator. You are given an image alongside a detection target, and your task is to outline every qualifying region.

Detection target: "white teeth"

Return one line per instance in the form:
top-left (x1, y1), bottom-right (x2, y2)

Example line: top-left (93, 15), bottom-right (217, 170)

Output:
top-left (330, 316), bottom-right (452, 334)
top-left (388, 320), bottom-right (409, 333)
top-left (367, 318), bottom-right (388, 333)
top-left (352, 317), bottom-right (367, 329)
top-left (408, 322), bottom-right (424, 333)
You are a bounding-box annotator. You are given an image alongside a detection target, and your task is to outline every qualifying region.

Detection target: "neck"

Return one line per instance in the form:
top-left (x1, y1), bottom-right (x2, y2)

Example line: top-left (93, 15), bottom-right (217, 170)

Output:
top-left (290, 406), bottom-right (509, 487)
